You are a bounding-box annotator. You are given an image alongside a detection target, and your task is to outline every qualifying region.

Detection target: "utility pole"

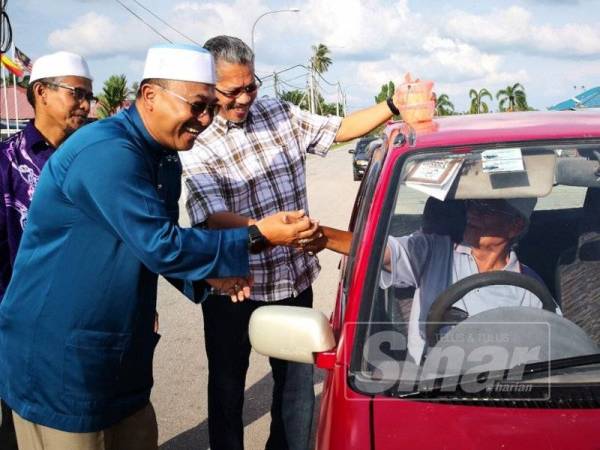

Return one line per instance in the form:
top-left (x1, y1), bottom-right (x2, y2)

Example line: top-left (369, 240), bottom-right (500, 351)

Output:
top-left (308, 61), bottom-right (315, 114)
top-left (336, 82), bottom-right (343, 117)
top-left (273, 71), bottom-right (279, 98)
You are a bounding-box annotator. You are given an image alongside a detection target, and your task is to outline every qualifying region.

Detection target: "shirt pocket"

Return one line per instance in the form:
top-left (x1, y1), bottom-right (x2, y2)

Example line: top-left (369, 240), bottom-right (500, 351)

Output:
top-left (63, 329), bottom-right (131, 401)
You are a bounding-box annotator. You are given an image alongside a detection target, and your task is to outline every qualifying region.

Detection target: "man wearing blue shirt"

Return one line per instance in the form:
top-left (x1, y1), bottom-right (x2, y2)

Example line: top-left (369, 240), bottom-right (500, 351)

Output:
top-left (0, 44), bottom-right (314, 450)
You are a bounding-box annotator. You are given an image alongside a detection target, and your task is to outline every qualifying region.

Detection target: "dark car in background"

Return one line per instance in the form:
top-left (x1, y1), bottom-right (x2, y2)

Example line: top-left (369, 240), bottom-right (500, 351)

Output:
top-left (349, 136), bottom-right (378, 181)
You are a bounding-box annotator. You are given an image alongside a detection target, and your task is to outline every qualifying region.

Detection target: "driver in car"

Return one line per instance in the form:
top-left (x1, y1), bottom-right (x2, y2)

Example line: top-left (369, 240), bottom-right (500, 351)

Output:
top-left (302, 197), bottom-right (559, 363)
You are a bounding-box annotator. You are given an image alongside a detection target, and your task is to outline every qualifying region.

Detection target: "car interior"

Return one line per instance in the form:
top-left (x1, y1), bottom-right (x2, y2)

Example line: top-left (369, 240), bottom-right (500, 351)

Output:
top-left (359, 145), bottom-right (600, 374)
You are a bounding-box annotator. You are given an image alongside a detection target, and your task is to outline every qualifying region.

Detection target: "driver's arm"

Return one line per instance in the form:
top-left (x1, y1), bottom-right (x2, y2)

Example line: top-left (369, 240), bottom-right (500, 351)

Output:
top-left (380, 232), bottom-right (434, 289)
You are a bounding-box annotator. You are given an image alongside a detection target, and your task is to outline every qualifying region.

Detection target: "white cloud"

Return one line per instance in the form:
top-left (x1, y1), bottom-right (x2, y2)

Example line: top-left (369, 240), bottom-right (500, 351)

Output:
top-left (40, 0), bottom-right (599, 112)
top-left (444, 5), bottom-right (600, 58)
top-left (47, 12), bottom-right (154, 57)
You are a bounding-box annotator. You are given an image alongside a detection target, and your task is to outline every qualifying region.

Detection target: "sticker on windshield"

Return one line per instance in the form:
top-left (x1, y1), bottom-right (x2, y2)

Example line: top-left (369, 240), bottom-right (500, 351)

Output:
top-left (405, 158), bottom-right (464, 200)
top-left (482, 148), bottom-right (525, 173)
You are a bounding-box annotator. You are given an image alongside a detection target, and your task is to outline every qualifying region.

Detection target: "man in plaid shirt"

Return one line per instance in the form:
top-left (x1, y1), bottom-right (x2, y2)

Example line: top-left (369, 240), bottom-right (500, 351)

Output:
top-left (181, 35), bottom-right (405, 450)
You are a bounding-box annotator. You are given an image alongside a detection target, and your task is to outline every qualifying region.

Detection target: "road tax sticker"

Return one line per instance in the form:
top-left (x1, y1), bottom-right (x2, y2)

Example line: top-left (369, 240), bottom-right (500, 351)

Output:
top-left (405, 158), bottom-right (464, 200)
top-left (481, 148), bottom-right (525, 173)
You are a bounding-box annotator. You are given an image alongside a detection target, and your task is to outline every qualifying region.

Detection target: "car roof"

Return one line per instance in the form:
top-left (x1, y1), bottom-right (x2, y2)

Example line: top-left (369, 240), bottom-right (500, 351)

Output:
top-left (386, 110), bottom-right (600, 153)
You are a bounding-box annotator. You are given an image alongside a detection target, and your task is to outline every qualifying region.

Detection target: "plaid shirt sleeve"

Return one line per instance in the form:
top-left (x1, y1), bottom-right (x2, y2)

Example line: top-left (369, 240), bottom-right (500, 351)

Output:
top-left (287, 102), bottom-right (342, 157)
top-left (183, 162), bottom-right (229, 227)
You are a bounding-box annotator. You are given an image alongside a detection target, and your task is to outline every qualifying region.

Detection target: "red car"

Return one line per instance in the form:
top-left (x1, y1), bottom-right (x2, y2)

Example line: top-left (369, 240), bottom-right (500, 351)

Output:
top-left (249, 111), bottom-right (600, 450)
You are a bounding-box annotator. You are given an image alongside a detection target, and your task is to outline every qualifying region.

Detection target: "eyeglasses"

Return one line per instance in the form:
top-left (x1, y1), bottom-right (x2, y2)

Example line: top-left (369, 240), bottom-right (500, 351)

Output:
top-left (466, 200), bottom-right (518, 219)
top-left (45, 82), bottom-right (97, 103)
top-left (214, 74), bottom-right (262, 98)
top-left (156, 85), bottom-right (218, 117)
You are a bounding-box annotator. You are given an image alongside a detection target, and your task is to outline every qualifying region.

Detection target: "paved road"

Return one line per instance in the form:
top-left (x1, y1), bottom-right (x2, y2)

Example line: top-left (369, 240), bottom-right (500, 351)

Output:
top-left (152, 142), bottom-right (359, 450)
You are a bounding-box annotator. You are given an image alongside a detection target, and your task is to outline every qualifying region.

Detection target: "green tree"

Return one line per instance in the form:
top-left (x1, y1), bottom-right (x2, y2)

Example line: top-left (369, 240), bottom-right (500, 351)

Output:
top-left (374, 81), bottom-right (395, 104)
top-left (435, 93), bottom-right (455, 116)
top-left (496, 83), bottom-right (528, 112)
top-left (0, 74), bottom-right (30, 88)
top-left (280, 89), bottom-right (342, 115)
top-left (280, 89), bottom-right (308, 110)
top-left (469, 88), bottom-right (493, 114)
top-left (96, 74), bottom-right (130, 118)
top-left (310, 43), bottom-right (332, 74)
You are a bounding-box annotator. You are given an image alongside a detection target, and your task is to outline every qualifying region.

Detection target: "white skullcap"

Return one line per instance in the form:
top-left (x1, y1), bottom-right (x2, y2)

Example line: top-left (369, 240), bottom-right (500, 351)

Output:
top-left (142, 44), bottom-right (215, 84)
top-left (30, 51), bottom-right (92, 82)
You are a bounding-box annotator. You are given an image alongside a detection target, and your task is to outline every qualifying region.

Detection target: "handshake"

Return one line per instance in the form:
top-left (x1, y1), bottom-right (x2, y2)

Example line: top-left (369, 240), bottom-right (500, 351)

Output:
top-left (207, 210), bottom-right (327, 302)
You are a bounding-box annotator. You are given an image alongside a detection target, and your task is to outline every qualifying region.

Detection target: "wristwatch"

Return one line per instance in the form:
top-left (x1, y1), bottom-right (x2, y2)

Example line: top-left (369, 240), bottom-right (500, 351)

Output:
top-left (386, 96), bottom-right (400, 116)
top-left (248, 225), bottom-right (269, 254)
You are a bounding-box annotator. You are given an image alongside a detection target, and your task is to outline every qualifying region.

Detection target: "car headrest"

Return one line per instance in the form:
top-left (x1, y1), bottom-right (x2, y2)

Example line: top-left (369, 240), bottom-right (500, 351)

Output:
top-left (556, 158), bottom-right (600, 188)
top-left (422, 198), bottom-right (466, 242)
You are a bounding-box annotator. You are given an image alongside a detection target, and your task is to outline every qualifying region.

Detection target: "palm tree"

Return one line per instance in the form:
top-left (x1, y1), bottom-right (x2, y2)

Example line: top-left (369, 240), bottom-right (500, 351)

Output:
top-left (97, 74), bottom-right (130, 118)
top-left (496, 83), bottom-right (528, 112)
top-left (374, 81), bottom-right (395, 104)
top-left (469, 88), bottom-right (493, 114)
top-left (435, 93), bottom-right (455, 116)
top-left (310, 43), bottom-right (332, 74)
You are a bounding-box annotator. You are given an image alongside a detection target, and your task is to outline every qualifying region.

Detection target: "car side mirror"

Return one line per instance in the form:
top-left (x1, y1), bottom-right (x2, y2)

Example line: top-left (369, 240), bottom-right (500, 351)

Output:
top-left (249, 306), bottom-right (335, 364)
top-left (348, 148), bottom-right (355, 154)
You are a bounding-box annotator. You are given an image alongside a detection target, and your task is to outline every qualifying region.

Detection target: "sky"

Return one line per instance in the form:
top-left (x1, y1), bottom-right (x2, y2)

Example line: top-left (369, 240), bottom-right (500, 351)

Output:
top-left (7, 0), bottom-right (600, 112)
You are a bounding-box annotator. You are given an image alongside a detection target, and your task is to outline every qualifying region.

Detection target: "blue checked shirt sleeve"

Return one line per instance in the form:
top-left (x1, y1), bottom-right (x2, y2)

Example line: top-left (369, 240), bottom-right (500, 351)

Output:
top-left (287, 102), bottom-right (342, 156)
top-left (183, 164), bottom-right (229, 227)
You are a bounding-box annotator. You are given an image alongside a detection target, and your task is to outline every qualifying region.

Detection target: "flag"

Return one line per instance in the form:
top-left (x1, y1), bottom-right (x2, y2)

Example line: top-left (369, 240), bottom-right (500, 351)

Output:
top-left (0, 54), bottom-right (25, 78)
top-left (14, 47), bottom-right (33, 73)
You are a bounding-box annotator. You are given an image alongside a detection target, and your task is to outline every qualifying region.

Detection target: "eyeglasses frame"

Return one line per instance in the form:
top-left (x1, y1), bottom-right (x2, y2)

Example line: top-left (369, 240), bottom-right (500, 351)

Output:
top-left (155, 84), bottom-right (218, 117)
top-left (214, 74), bottom-right (263, 99)
top-left (44, 81), bottom-right (97, 104)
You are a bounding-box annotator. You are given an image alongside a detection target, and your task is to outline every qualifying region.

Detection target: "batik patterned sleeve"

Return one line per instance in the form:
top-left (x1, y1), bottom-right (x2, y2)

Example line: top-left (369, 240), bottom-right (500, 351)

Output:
top-left (287, 101), bottom-right (342, 157)
top-left (183, 157), bottom-right (229, 227)
top-left (0, 171), bottom-right (9, 300)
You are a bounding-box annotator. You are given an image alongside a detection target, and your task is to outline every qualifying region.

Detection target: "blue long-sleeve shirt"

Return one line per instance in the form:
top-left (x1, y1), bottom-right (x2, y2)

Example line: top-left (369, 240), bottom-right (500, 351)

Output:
top-left (0, 105), bottom-right (249, 432)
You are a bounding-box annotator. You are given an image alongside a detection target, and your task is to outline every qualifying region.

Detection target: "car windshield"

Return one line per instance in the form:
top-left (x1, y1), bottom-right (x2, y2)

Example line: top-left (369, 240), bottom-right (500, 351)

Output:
top-left (349, 142), bottom-right (600, 400)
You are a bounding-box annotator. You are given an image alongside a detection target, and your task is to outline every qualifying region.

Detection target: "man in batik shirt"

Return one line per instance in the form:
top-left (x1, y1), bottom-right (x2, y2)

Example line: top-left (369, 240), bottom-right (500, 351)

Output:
top-left (0, 51), bottom-right (94, 301)
top-left (0, 50), bottom-right (93, 450)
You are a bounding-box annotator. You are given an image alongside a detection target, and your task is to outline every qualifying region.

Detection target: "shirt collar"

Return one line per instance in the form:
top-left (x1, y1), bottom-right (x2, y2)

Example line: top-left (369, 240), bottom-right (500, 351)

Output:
top-left (212, 109), bottom-right (254, 134)
top-left (24, 120), bottom-right (54, 153)
top-left (454, 242), bottom-right (520, 272)
top-left (126, 104), bottom-right (175, 156)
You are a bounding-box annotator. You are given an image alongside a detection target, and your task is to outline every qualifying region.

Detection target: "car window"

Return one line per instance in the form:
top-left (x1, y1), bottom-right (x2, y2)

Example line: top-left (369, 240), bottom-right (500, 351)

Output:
top-left (349, 142), bottom-right (600, 400)
top-left (337, 142), bottom-right (386, 328)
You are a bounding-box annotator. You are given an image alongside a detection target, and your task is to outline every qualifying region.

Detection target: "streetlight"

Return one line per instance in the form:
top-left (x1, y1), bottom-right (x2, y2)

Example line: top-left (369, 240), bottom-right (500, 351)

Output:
top-left (251, 8), bottom-right (300, 52)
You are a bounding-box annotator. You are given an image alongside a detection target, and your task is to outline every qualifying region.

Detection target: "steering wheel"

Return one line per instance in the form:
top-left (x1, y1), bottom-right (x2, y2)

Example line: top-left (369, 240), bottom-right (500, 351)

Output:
top-left (425, 271), bottom-right (557, 347)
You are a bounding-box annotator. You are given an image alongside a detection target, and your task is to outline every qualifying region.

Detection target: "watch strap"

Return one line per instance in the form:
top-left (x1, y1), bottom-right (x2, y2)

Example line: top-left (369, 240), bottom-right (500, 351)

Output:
top-left (386, 96), bottom-right (400, 116)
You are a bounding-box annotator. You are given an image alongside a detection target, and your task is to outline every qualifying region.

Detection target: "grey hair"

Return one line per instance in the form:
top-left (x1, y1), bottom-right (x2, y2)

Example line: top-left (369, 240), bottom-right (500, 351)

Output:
top-left (26, 76), bottom-right (63, 108)
top-left (203, 35), bottom-right (254, 66)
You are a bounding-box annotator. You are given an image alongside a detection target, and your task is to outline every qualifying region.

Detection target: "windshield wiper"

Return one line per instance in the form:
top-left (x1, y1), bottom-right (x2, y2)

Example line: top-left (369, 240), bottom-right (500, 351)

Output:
top-left (394, 353), bottom-right (600, 399)
top-left (518, 353), bottom-right (600, 377)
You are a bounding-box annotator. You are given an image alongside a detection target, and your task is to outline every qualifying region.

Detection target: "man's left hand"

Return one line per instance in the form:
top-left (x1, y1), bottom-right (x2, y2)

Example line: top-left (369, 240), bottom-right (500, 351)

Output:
top-left (206, 277), bottom-right (253, 302)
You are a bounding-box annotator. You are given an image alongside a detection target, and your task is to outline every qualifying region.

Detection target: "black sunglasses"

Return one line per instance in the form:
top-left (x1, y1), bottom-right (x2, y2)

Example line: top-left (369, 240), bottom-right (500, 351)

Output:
top-left (45, 82), bottom-right (97, 103)
top-left (156, 85), bottom-right (219, 117)
top-left (215, 74), bottom-right (262, 98)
